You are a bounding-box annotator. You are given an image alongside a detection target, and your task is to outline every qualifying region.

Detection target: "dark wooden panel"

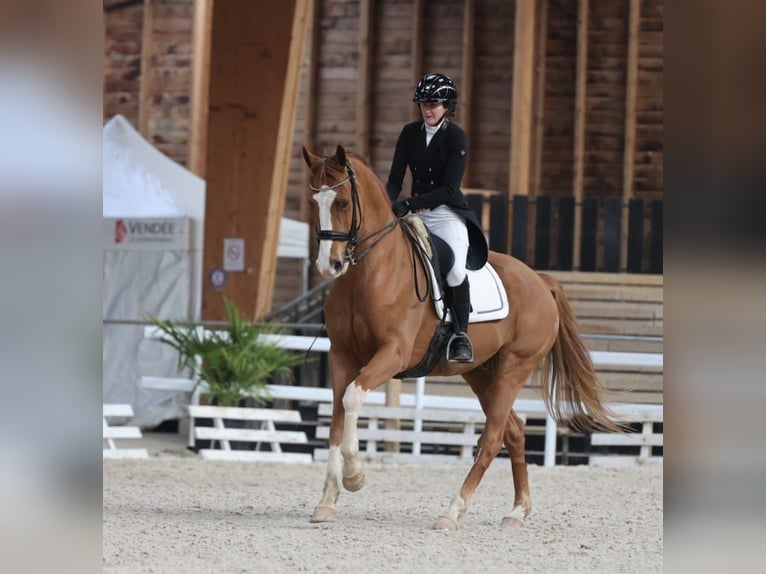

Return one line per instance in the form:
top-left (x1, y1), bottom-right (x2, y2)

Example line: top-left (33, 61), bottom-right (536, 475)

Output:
top-left (488, 194), bottom-right (509, 253)
top-left (650, 199), bottom-right (663, 273)
top-left (579, 197), bottom-right (598, 271)
top-left (534, 195), bottom-right (552, 269)
top-left (511, 195), bottom-right (529, 263)
top-left (627, 198), bottom-right (645, 273)
top-left (556, 196), bottom-right (575, 270)
top-left (603, 196), bottom-right (622, 272)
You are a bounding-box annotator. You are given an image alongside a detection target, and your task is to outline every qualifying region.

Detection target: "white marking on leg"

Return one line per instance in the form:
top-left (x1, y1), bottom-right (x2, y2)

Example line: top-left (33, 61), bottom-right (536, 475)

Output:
top-left (445, 494), bottom-right (467, 523)
top-left (341, 382), bottom-right (368, 478)
top-left (342, 381), bottom-right (368, 412)
top-left (313, 189), bottom-right (336, 276)
top-left (317, 446), bottom-right (342, 508)
top-left (506, 505), bottom-right (526, 521)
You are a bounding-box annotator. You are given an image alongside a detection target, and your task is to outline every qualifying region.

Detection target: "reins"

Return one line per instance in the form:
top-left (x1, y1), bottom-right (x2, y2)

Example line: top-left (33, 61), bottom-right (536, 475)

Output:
top-left (400, 221), bottom-right (432, 302)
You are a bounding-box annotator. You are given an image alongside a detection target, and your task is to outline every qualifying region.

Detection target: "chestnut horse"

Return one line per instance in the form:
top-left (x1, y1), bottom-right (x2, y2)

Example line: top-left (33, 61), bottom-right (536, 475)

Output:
top-left (302, 145), bottom-right (619, 530)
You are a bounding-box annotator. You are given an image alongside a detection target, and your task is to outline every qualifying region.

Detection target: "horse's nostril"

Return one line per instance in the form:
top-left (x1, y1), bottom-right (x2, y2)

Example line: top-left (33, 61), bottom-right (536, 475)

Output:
top-left (331, 260), bottom-right (343, 273)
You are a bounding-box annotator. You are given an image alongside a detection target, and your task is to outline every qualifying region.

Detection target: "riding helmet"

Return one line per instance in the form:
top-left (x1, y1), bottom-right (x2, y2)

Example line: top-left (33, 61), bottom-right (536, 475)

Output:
top-left (412, 73), bottom-right (458, 110)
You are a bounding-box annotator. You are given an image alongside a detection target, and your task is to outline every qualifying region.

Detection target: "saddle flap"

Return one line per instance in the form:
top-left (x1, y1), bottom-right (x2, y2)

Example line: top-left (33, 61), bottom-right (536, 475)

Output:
top-left (434, 264), bottom-right (510, 324)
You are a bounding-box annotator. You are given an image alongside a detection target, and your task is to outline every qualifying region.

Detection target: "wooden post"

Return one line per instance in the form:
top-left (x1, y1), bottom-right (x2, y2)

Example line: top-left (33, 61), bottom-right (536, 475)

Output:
top-left (138, 0), bottom-right (154, 138)
top-left (201, 0), bottom-right (312, 321)
top-left (303, 0), bottom-right (320, 228)
top-left (529, 0), bottom-right (548, 197)
top-left (410, 0), bottom-right (424, 121)
top-left (384, 378), bottom-right (401, 453)
top-left (356, 0), bottom-right (374, 158)
top-left (460, 0), bottom-right (475, 184)
top-left (189, 0), bottom-right (213, 178)
top-left (621, 0), bottom-right (640, 270)
top-left (509, 0), bottom-right (536, 198)
top-left (572, 0), bottom-right (589, 269)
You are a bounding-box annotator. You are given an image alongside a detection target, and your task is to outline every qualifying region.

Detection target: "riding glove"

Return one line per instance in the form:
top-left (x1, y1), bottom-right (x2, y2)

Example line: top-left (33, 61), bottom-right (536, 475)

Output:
top-left (392, 199), bottom-right (412, 218)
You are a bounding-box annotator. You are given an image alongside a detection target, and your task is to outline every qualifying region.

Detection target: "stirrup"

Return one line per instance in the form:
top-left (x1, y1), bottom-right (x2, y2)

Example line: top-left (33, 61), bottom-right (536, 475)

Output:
top-left (446, 333), bottom-right (474, 364)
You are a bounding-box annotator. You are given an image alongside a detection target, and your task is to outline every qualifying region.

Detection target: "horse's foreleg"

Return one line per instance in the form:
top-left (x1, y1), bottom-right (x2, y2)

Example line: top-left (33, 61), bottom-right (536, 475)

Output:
top-left (310, 446), bottom-right (342, 522)
top-left (310, 397), bottom-right (345, 523)
top-left (501, 409), bottom-right (532, 528)
top-left (340, 382), bottom-right (368, 492)
top-left (339, 342), bottom-right (409, 492)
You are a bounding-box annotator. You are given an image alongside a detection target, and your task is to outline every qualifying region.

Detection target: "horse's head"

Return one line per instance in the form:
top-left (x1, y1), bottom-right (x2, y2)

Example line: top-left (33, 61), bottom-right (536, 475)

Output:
top-left (302, 144), bottom-right (362, 279)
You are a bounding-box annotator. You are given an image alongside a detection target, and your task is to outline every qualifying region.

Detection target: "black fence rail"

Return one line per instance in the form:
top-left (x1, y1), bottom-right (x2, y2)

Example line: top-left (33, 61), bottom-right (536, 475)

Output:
top-left (465, 194), bottom-right (663, 274)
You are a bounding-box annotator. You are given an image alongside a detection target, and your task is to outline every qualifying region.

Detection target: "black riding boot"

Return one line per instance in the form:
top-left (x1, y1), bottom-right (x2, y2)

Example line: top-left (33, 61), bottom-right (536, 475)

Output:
top-left (446, 278), bottom-right (473, 363)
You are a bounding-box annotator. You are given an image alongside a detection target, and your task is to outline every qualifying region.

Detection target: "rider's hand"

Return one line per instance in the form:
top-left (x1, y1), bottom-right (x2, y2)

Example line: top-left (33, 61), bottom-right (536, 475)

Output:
top-left (392, 199), bottom-right (411, 218)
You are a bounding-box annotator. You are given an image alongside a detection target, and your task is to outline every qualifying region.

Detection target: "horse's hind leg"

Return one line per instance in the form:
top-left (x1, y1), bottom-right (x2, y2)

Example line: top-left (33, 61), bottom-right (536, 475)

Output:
top-left (432, 360), bottom-right (535, 531)
top-left (501, 409), bottom-right (532, 527)
top-left (432, 398), bottom-right (508, 531)
top-left (432, 364), bottom-right (526, 531)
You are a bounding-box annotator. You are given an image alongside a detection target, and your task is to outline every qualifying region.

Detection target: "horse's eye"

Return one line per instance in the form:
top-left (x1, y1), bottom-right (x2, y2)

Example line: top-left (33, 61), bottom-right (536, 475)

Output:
top-left (338, 199), bottom-right (350, 209)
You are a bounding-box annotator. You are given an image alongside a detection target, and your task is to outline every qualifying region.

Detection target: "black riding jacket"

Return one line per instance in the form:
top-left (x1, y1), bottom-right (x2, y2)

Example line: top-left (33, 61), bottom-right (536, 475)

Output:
top-left (386, 120), bottom-right (488, 270)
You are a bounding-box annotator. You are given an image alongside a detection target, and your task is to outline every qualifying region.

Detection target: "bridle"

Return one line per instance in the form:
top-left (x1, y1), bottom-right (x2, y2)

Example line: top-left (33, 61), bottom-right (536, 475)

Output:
top-left (309, 159), bottom-right (398, 266)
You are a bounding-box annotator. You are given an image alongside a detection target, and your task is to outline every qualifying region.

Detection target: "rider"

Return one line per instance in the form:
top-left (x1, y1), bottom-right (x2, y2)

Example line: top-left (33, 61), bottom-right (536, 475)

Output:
top-left (386, 72), bottom-right (488, 363)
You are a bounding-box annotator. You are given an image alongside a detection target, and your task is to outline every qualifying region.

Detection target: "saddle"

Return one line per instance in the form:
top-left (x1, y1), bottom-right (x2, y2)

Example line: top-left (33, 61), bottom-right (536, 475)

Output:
top-left (394, 216), bottom-right (509, 379)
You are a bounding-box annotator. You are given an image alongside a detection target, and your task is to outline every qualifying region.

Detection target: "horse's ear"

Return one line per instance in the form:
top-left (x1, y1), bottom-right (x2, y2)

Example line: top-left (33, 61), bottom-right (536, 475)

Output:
top-left (302, 146), bottom-right (318, 168)
top-left (335, 144), bottom-right (347, 167)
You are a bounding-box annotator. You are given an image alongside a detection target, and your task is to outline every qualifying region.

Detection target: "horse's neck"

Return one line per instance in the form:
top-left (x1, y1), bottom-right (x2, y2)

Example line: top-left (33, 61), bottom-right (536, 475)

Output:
top-left (345, 218), bottom-right (417, 306)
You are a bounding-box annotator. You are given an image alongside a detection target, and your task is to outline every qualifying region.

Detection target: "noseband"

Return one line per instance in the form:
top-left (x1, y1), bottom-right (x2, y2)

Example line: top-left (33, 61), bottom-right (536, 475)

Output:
top-left (309, 160), bottom-right (398, 265)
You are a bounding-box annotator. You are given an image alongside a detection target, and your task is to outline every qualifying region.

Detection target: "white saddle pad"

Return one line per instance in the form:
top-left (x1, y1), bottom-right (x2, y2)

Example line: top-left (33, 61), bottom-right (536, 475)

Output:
top-left (428, 260), bottom-right (510, 324)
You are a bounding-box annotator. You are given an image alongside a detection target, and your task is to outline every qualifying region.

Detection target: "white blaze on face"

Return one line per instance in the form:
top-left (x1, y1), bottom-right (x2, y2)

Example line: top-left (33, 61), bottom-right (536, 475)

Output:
top-left (313, 189), bottom-right (336, 276)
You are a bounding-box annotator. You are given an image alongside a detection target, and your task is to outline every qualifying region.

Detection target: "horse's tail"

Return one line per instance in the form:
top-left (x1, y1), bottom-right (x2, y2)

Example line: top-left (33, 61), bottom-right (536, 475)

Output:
top-left (535, 274), bottom-right (624, 432)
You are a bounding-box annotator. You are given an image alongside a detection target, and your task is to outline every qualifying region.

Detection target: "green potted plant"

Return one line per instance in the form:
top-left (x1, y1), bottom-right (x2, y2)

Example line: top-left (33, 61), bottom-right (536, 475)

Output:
top-left (148, 298), bottom-right (303, 407)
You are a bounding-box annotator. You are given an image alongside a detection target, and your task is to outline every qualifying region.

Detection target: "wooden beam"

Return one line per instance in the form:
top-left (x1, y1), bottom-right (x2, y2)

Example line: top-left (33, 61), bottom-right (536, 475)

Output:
top-left (356, 0), bottom-right (374, 158)
top-left (529, 0), bottom-right (548, 197)
top-left (410, 0), bottom-right (424, 121)
top-left (258, 0), bottom-right (312, 319)
top-left (189, 0), bottom-right (213, 178)
top-left (304, 0), bottom-right (320, 159)
top-left (460, 0), bottom-right (475, 184)
top-left (137, 0), bottom-right (154, 137)
top-left (572, 0), bottom-right (589, 269)
top-left (303, 0), bottom-right (320, 226)
top-left (509, 0), bottom-right (536, 197)
top-left (202, 0), bottom-right (312, 321)
top-left (384, 378), bottom-right (401, 452)
top-left (621, 0), bottom-right (641, 269)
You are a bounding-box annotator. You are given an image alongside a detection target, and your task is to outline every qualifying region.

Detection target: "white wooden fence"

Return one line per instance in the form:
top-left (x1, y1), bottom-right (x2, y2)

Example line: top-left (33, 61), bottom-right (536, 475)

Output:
top-left (188, 405), bottom-right (312, 464)
top-left (103, 404), bottom-right (149, 459)
top-left (141, 327), bottom-right (663, 466)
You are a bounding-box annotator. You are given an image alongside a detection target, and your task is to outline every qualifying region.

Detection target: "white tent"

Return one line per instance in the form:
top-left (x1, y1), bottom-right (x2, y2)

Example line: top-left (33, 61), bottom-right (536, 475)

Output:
top-left (103, 115), bottom-right (309, 427)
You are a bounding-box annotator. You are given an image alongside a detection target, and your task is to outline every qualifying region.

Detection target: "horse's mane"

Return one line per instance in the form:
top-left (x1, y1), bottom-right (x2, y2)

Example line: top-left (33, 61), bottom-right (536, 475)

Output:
top-left (314, 149), bottom-right (390, 205)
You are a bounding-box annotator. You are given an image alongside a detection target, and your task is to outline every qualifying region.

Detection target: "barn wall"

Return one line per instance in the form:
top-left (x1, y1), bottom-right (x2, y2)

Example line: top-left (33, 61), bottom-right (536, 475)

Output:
top-left (104, 0), bottom-right (194, 165)
top-left (103, 0), bottom-right (664, 299)
top-left (104, 1), bottom-right (144, 127)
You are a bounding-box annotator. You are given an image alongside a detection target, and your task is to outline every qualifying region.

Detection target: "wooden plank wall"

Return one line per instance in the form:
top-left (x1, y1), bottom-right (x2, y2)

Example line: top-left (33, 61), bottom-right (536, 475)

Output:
top-left (103, 0), bottom-right (664, 307)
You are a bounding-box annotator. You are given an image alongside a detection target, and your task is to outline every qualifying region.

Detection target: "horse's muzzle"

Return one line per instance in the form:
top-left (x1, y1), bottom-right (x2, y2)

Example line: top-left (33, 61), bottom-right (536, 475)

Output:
top-left (315, 256), bottom-right (348, 279)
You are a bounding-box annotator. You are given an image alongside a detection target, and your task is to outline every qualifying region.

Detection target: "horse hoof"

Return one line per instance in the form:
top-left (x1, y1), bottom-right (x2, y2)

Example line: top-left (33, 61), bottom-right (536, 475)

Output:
top-left (501, 516), bottom-right (524, 528)
top-left (342, 473), bottom-right (365, 492)
top-left (310, 506), bottom-right (336, 523)
top-left (432, 516), bottom-right (459, 531)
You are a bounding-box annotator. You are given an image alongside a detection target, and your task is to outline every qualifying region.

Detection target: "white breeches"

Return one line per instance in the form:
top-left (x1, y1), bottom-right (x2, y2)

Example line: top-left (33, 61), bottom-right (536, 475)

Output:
top-left (418, 205), bottom-right (469, 287)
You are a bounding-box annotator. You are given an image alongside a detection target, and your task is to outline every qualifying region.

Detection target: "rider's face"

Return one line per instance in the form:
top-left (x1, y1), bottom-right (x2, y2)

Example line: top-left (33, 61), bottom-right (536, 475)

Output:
top-left (419, 102), bottom-right (447, 126)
